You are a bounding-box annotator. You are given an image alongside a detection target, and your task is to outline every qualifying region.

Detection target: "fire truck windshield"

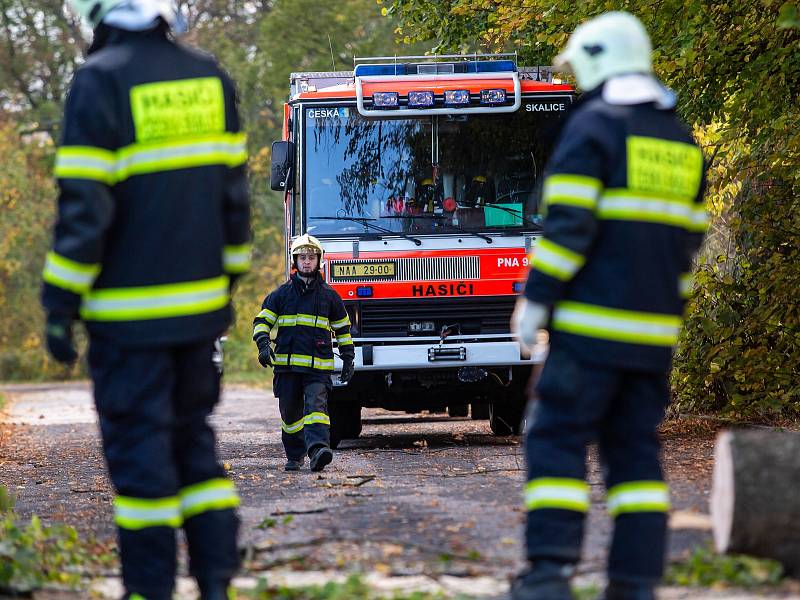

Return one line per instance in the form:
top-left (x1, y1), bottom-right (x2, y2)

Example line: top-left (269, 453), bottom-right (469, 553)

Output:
top-left (303, 103), bottom-right (565, 236)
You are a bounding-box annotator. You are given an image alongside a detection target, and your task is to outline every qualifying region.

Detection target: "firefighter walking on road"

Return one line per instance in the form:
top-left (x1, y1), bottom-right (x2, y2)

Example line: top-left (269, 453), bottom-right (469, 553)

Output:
top-left (253, 234), bottom-right (355, 472)
top-left (511, 12), bottom-right (707, 600)
top-left (41, 1), bottom-right (250, 598)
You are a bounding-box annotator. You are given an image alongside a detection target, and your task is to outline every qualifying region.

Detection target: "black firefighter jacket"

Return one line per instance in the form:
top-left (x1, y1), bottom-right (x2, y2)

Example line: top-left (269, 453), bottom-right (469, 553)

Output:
top-left (253, 272), bottom-right (355, 375)
top-left (41, 25), bottom-right (250, 347)
top-left (524, 88), bottom-right (707, 372)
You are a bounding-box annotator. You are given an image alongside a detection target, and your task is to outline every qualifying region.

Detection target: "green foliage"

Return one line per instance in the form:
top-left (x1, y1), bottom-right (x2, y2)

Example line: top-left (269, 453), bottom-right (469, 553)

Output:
top-left (391, 0), bottom-right (800, 420)
top-left (666, 544), bottom-right (784, 588)
top-left (0, 485), bottom-right (106, 594)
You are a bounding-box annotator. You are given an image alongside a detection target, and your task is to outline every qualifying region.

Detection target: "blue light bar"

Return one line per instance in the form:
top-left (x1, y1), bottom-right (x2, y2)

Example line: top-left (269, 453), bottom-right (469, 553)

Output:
top-left (480, 88), bottom-right (507, 104)
top-left (513, 282), bottom-right (525, 293)
top-left (470, 60), bottom-right (517, 73)
top-left (355, 64), bottom-right (407, 77)
top-left (373, 92), bottom-right (399, 108)
top-left (356, 286), bottom-right (374, 297)
top-left (408, 90), bottom-right (435, 107)
top-left (443, 89), bottom-right (470, 106)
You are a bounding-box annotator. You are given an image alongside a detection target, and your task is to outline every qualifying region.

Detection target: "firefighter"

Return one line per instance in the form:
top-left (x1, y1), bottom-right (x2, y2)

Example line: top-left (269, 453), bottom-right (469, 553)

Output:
top-left (511, 12), bottom-right (707, 600)
top-left (252, 234), bottom-right (355, 472)
top-left (41, 1), bottom-right (250, 598)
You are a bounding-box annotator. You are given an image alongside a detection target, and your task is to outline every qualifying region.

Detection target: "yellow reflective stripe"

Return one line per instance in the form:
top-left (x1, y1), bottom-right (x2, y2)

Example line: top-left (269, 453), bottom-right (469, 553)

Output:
top-left (679, 272), bottom-right (693, 299)
top-left (115, 133), bottom-right (247, 180)
top-left (330, 316), bottom-right (351, 329)
top-left (276, 314), bottom-right (330, 330)
top-left (55, 134), bottom-right (246, 184)
top-left (304, 411), bottom-right (330, 426)
top-left (598, 189), bottom-right (693, 228)
top-left (42, 251), bottom-right (101, 294)
top-left (524, 477), bottom-right (590, 512)
top-left (114, 495), bottom-right (182, 530)
top-left (129, 595), bottom-right (147, 600)
top-left (54, 146), bottom-right (116, 184)
top-left (607, 481), bottom-right (670, 517)
top-left (336, 334), bottom-right (353, 346)
top-left (274, 353), bottom-right (335, 371)
top-left (553, 300), bottom-right (681, 346)
top-left (282, 416), bottom-right (305, 434)
top-left (258, 308), bottom-right (278, 325)
top-left (627, 136), bottom-right (703, 199)
top-left (223, 243), bottom-right (252, 274)
top-left (532, 238), bottom-right (585, 281)
top-left (80, 275), bottom-right (229, 321)
top-left (253, 323), bottom-right (270, 337)
top-left (179, 478), bottom-right (239, 519)
top-left (689, 204), bottom-right (709, 232)
top-left (544, 174), bottom-right (602, 210)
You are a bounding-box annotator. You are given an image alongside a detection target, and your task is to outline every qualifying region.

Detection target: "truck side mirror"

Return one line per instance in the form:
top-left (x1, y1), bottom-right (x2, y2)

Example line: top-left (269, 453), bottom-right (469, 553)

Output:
top-left (270, 141), bottom-right (295, 191)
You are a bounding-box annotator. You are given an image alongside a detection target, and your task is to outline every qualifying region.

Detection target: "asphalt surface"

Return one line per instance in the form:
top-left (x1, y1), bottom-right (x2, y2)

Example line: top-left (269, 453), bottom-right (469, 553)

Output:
top-left (2, 381), bottom-right (795, 598)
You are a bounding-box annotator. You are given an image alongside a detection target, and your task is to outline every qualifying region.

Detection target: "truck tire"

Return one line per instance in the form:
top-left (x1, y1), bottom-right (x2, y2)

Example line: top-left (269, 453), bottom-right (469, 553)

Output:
top-left (447, 404), bottom-right (469, 418)
top-left (489, 392), bottom-right (525, 436)
top-left (329, 399), bottom-right (362, 449)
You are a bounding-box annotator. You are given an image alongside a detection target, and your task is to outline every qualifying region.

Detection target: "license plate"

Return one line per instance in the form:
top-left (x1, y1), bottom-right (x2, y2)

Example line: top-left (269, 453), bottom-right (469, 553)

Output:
top-left (331, 261), bottom-right (396, 279)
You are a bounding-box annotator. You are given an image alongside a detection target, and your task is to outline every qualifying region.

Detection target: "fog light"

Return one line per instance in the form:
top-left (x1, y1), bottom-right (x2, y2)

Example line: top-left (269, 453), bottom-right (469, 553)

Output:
top-left (480, 88), bottom-right (506, 104)
top-left (373, 92), bottom-right (399, 108)
top-left (408, 90), bottom-right (435, 107)
top-left (443, 89), bottom-right (470, 106)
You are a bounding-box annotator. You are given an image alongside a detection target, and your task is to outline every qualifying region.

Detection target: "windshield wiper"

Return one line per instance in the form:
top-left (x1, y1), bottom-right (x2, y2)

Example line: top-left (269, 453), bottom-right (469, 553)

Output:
top-left (309, 216), bottom-right (422, 246)
top-left (482, 204), bottom-right (543, 230)
top-left (384, 214), bottom-right (493, 244)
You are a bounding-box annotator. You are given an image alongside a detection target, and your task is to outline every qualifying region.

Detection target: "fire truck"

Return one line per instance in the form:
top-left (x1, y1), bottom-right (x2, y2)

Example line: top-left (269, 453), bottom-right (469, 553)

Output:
top-left (269, 54), bottom-right (574, 446)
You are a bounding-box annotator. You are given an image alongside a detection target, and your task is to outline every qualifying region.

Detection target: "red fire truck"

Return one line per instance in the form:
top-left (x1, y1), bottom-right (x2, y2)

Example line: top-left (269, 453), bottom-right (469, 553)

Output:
top-left (269, 54), bottom-right (574, 445)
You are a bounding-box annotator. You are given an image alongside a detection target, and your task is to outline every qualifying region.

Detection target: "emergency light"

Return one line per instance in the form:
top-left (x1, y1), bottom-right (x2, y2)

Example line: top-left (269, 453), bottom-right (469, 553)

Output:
top-left (372, 92), bottom-right (399, 108)
top-left (356, 286), bottom-right (374, 297)
top-left (443, 89), bottom-right (470, 106)
top-left (480, 88), bottom-right (507, 104)
top-left (408, 90), bottom-right (435, 107)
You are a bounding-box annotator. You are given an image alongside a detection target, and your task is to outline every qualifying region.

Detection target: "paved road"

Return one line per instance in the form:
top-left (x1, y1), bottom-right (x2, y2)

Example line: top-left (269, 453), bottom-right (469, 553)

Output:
top-left (3, 381), bottom-right (792, 598)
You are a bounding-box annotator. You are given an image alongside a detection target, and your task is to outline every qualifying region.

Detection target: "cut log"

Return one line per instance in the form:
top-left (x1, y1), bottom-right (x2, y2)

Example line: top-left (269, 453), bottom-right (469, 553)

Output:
top-left (711, 429), bottom-right (800, 574)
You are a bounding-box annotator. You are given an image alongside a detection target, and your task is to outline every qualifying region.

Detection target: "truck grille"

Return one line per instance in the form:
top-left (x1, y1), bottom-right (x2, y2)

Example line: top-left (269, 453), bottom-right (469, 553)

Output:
top-left (329, 256), bottom-right (479, 283)
top-left (356, 296), bottom-right (516, 338)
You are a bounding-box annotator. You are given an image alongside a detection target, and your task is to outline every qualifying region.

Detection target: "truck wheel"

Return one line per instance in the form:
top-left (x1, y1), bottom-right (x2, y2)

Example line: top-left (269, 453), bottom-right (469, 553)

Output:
top-left (329, 400), bottom-right (362, 449)
top-left (447, 404), bottom-right (469, 418)
top-left (489, 396), bottom-right (525, 436)
top-left (471, 403), bottom-right (490, 420)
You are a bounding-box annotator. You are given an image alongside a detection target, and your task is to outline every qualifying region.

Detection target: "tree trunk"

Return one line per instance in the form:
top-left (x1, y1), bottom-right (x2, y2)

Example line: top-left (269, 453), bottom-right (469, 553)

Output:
top-left (711, 429), bottom-right (800, 574)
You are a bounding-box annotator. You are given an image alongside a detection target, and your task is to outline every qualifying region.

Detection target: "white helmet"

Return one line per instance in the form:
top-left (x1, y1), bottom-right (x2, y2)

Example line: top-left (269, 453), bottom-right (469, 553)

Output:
top-left (554, 12), bottom-right (652, 92)
top-left (291, 234), bottom-right (325, 261)
top-left (66, 0), bottom-right (180, 30)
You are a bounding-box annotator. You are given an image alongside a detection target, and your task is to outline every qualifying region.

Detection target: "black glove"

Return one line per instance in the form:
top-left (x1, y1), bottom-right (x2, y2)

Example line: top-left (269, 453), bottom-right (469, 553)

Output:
top-left (45, 314), bottom-right (78, 364)
top-left (340, 359), bottom-right (355, 383)
top-left (257, 342), bottom-right (275, 368)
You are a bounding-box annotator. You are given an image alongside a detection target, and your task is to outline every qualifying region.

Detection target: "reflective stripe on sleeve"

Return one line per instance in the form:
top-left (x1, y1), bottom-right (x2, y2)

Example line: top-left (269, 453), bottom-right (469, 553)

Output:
top-left (543, 174), bottom-right (603, 210)
top-left (80, 275), bottom-right (229, 321)
top-left (304, 412), bottom-right (330, 426)
top-left (281, 416), bottom-right (305, 434)
top-left (524, 477), bottom-right (590, 512)
top-left (531, 238), bottom-right (586, 281)
top-left (679, 272), bottom-right (693, 299)
top-left (54, 146), bottom-right (116, 184)
top-left (179, 478), bottom-right (239, 519)
top-left (253, 323), bottom-right (270, 337)
top-left (336, 334), bottom-right (353, 346)
top-left (607, 481), bottom-right (670, 517)
top-left (552, 301), bottom-right (681, 346)
top-left (42, 251), bottom-right (101, 294)
top-left (257, 308), bottom-right (278, 325)
top-left (223, 243), bottom-right (252, 274)
top-left (273, 353), bottom-right (335, 371)
top-left (330, 316), bottom-right (351, 329)
top-left (114, 495), bottom-right (182, 530)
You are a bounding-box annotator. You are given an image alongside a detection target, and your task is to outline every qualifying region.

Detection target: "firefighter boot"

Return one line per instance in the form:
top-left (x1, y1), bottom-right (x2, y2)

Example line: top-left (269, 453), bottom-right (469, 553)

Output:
top-left (510, 560), bottom-right (575, 600)
top-left (284, 458), bottom-right (303, 471)
top-left (597, 581), bottom-right (655, 600)
top-left (309, 446), bottom-right (333, 472)
top-left (198, 579), bottom-right (233, 600)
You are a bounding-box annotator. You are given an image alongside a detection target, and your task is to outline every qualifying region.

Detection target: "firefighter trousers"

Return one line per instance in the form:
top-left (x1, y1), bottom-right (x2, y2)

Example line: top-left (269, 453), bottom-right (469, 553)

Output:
top-left (524, 345), bottom-right (670, 584)
top-left (88, 337), bottom-right (240, 600)
top-left (273, 372), bottom-right (331, 461)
